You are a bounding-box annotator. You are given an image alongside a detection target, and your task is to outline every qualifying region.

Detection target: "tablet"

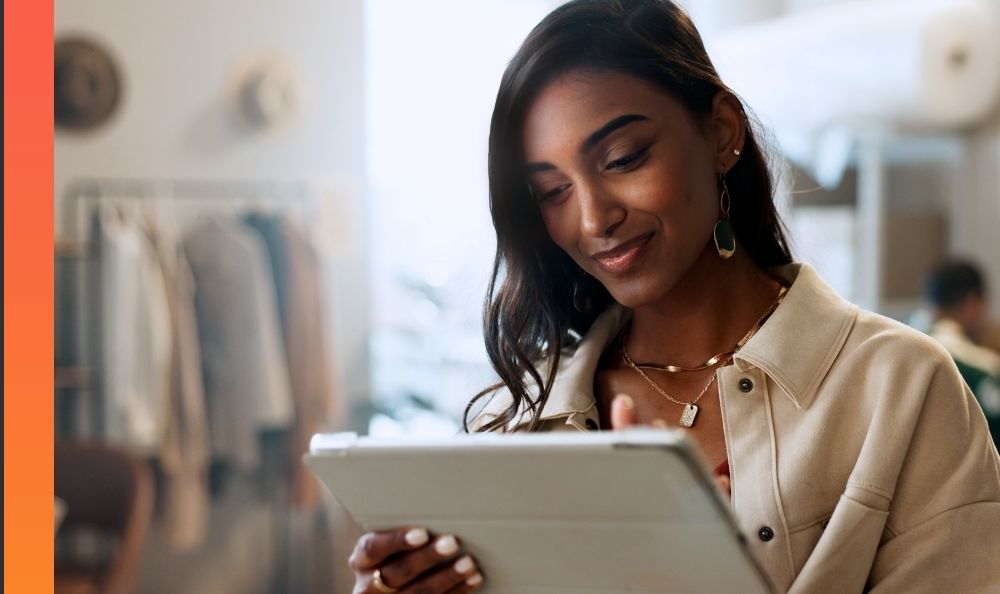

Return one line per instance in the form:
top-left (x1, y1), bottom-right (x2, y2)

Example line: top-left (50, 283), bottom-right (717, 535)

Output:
top-left (305, 428), bottom-right (778, 594)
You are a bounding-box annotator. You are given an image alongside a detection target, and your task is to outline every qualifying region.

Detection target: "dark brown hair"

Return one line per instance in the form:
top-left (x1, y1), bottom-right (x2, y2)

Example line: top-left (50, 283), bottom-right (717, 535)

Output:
top-left (464, 0), bottom-right (792, 432)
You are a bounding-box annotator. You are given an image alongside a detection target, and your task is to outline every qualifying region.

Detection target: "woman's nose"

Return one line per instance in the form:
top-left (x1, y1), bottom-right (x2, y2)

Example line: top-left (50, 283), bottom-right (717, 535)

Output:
top-left (578, 184), bottom-right (625, 238)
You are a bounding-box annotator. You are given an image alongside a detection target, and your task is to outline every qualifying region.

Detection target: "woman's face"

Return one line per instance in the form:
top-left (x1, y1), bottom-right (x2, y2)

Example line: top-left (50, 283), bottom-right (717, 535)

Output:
top-left (522, 70), bottom-right (738, 308)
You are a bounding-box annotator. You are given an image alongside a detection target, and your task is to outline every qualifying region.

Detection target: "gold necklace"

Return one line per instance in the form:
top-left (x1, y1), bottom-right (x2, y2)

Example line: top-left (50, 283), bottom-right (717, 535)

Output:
top-left (619, 284), bottom-right (789, 427)
top-left (630, 285), bottom-right (788, 373)
top-left (621, 348), bottom-right (721, 427)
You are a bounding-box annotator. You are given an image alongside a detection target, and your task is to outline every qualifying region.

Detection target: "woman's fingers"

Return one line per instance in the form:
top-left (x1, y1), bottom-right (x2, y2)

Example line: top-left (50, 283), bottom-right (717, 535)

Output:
top-left (443, 570), bottom-right (485, 593)
top-left (610, 393), bottom-right (636, 430)
top-left (351, 530), bottom-right (484, 594)
top-left (349, 527), bottom-right (430, 571)
top-left (395, 553), bottom-right (482, 594)
top-left (378, 534), bottom-right (467, 589)
top-left (610, 395), bottom-right (672, 429)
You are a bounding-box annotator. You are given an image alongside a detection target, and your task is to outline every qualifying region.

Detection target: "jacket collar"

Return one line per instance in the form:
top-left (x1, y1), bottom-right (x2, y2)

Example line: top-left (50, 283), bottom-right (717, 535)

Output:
top-left (481, 263), bottom-right (858, 425)
top-left (537, 304), bottom-right (631, 421)
top-left (731, 263), bottom-right (857, 410)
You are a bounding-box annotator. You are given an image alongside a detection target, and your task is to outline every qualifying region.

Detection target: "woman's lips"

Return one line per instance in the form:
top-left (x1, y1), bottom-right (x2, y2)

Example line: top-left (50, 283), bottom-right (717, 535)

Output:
top-left (591, 232), bottom-right (653, 275)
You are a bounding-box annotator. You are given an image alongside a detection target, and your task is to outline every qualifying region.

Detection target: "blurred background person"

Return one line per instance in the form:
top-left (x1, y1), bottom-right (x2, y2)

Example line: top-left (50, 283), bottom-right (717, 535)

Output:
top-left (921, 259), bottom-right (1000, 445)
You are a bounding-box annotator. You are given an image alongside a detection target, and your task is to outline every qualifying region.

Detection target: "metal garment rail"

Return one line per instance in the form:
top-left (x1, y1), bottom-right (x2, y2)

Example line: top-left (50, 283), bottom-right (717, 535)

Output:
top-left (61, 178), bottom-right (324, 241)
top-left (57, 177), bottom-right (330, 594)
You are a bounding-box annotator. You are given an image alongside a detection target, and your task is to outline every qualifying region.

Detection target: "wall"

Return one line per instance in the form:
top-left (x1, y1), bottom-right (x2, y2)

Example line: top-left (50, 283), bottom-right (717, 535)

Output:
top-left (954, 115), bottom-right (1000, 317)
top-left (953, 0), bottom-right (1000, 315)
top-left (55, 0), bottom-right (365, 201)
top-left (681, 0), bottom-right (785, 36)
top-left (54, 0), bottom-right (370, 426)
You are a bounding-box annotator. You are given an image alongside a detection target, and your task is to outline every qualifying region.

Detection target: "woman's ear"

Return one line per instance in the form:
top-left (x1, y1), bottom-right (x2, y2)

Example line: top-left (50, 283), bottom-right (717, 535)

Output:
top-left (709, 91), bottom-right (746, 175)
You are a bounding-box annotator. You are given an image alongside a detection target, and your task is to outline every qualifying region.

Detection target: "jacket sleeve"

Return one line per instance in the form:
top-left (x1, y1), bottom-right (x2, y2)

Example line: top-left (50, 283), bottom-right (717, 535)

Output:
top-left (866, 357), bottom-right (1000, 593)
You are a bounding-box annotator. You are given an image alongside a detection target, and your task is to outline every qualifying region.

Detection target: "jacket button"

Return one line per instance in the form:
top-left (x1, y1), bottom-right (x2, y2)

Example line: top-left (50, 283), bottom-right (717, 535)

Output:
top-left (739, 378), bottom-right (754, 393)
top-left (585, 418), bottom-right (599, 431)
top-left (758, 526), bottom-right (775, 542)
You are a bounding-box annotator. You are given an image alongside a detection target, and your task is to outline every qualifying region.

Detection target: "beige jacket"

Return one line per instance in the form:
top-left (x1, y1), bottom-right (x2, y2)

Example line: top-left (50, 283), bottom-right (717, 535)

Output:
top-left (474, 264), bottom-right (1000, 593)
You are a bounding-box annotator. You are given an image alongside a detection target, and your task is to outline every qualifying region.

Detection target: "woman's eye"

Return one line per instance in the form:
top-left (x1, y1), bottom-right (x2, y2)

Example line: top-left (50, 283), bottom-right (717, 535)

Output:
top-left (605, 146), bottom-right (649, 171)
top-left (539, 184), bottom-right (569, 203)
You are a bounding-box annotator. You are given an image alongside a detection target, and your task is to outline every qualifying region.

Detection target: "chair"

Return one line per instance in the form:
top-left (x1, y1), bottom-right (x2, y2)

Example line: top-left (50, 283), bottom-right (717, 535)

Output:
top-left (55, 441), bottom-right (154, 594)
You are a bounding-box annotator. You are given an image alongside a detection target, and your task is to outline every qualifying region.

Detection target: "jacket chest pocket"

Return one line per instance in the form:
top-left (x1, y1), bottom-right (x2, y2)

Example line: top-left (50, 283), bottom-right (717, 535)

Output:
top-left (787, 510), bottom-right (835, 575)
top-left (786, 495), bottom-right (891, 594)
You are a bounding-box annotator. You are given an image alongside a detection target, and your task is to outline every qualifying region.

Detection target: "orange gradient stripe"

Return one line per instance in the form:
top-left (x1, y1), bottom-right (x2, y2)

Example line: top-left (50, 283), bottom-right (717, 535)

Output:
top-left (5, 0), bottom-right (55, 592)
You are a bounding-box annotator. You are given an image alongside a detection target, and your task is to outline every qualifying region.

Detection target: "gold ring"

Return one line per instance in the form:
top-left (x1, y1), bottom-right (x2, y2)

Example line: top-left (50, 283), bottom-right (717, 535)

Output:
top-left (371, 568), bottom-right (399, 593)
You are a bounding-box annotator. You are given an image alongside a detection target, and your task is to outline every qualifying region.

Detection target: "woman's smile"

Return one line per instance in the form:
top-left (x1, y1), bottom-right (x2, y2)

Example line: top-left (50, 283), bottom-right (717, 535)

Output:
top-left (589, 231), bottom-right (654, 275)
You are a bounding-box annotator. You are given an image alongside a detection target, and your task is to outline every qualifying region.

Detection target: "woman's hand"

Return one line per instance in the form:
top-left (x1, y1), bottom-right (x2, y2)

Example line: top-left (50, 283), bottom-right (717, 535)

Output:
top-left (349, 527), bottom-right (484, 594)
top-left (610, 394), bottom-right (732, 499)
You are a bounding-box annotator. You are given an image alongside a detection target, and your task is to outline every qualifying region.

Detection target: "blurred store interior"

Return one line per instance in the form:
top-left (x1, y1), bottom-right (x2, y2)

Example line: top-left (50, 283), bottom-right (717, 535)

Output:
top-left (52, 0), bottom-right (1000, 592)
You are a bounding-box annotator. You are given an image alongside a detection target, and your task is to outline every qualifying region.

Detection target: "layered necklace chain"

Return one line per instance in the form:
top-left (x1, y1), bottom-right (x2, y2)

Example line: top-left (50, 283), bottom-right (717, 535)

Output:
top-left (620, 350), bottom-right (719, 427)
top-left (620, 285), bottom-right (788, 428)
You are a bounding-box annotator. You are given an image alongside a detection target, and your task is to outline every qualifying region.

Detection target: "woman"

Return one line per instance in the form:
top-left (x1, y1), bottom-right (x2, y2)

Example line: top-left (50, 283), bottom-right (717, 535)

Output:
top-left (349, 1), bottom-right (1000, 592)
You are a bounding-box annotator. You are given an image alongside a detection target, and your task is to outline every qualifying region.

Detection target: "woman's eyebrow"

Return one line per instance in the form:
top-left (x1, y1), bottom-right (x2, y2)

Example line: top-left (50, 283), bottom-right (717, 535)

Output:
top-left (525, 162), bottom-right (555, 174)
top-left (525, 114), bottom-right (650, 174)
top-left (581, 114), bottom-right (649, 153)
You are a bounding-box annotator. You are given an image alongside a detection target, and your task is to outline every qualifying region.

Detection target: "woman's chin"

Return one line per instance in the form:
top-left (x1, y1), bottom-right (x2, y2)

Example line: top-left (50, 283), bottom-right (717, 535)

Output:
top-left (605, 282), bottom-right (666, 310)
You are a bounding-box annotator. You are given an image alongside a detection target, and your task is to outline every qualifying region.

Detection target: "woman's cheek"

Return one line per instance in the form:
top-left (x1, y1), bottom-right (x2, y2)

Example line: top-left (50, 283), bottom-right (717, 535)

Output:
top-left (540, 206), bottom-right (574, 250)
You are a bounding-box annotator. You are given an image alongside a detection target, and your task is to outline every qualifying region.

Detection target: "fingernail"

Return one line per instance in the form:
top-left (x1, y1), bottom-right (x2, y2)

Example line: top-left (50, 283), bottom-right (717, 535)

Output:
top-left (466, 573), bottom-right (484, 587)
top-left (616, 394), bottom-right (635, 409)
top-left (453, 555), bottom-right (475, 575)
top-left (405, 528), bottom-right (429, 547)
top-left (651, 419), bottom-right (668, 428)
top-left (434, 535), bottom-right (459, 556)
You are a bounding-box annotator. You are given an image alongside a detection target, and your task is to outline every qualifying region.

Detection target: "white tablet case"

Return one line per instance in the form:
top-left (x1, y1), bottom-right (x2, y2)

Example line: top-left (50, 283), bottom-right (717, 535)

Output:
top-left (306, 429), bottom-right (777, 594)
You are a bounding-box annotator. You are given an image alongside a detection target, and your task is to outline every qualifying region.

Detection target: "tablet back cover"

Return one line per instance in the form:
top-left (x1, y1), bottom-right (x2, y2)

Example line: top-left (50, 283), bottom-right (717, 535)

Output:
top-left (306, 430), bottom-right (776, 594)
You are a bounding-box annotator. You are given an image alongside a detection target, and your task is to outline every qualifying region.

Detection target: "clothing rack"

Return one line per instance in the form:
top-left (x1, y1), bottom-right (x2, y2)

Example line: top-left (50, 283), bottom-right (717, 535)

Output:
top-left (56, 175), bottom-right (329, 452)
top-left (65, 177), bottom-right (320, 201)
top-left (55, 176), bottom-right (335, 593)
top-left (58, 174), bottom-right (333, 437)
top-left (59, 178), bottom-right (325, 248)
top-left (57, 176), bottom-right (328, 406)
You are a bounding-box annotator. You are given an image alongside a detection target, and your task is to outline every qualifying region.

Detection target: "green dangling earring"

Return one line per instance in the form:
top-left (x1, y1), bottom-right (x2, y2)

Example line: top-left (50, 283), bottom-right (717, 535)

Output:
top-left (714, 173), bottom-right (736, 260)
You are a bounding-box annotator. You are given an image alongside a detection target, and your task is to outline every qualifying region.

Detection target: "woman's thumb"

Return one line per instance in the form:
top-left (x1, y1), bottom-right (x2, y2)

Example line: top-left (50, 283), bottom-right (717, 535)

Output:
top-left (610, 394), bottom-right (636, 430)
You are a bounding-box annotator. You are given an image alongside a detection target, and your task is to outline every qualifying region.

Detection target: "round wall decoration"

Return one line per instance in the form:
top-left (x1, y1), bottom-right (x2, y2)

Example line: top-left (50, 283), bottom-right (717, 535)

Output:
top-left (55, 37), bottom-right (123, 131)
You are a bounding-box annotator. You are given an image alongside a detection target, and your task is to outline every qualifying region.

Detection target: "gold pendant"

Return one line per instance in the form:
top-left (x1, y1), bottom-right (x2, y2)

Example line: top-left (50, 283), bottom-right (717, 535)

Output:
top-left (679, 404), bottom-right (699, 427)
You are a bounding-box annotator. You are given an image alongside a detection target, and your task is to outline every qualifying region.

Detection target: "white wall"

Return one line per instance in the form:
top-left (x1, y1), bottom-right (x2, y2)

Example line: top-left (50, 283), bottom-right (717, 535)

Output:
top-left (681, 0), bottom-right (785, 36)
top-left (954, 116), bottom-right (1000, 316)
top-left (955, 0), bottom-right (1000, 315)
top-left (55, 0), bottom-right (365, 199)
top-left (54, 0), bottom-right (371, 423)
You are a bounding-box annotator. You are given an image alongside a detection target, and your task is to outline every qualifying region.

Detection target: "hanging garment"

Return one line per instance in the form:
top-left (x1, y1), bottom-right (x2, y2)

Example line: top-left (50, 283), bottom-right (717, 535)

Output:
top-left (145, 217), bottom-right (212, 551)
top-left (184, 217), bottom-right (294, 472)
top-left (99, 208), bottom-right (172, 454)
top-left (305, 188), bottom-right (360, 433)
top-left (244, 213), bottom-right (336, 508)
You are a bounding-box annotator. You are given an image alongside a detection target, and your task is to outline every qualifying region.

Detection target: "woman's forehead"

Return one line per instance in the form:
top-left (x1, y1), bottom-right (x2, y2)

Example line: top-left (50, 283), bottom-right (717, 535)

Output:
top-left (521, 70), bottom-right (685, 159)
